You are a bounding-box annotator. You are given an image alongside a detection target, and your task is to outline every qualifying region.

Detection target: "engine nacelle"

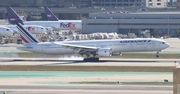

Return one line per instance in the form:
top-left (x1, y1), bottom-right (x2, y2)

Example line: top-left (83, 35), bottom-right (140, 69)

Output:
top-left (97, 48), bottom-right (112, 57)
top-left (74, 49), bottom-right (81, 54)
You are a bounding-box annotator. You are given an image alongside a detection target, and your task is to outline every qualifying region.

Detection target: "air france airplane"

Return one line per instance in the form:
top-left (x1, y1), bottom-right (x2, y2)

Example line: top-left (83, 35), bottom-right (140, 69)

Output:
top-left (16, 23), bottom-right (169, 61)
top-left (6, 6), bottom-right (82, 31)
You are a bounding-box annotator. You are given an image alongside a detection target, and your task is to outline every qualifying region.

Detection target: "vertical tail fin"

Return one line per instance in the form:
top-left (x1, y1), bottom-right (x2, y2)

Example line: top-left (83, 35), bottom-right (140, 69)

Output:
top-left (6, 6), bottom-right (24, 24)
top-left (44, 7), bottom-right (59, 21)
top-left (16, 23), bottom-right (39, 43)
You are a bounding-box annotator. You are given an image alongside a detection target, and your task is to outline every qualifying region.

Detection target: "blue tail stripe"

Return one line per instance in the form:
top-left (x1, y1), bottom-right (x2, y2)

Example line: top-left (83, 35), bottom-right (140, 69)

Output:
top-left (17, 24), bottom-right (35, 43)
top-left (17, 25), bottom-right (34, 43)
top-left (17, 23), bottom-right (38, 43)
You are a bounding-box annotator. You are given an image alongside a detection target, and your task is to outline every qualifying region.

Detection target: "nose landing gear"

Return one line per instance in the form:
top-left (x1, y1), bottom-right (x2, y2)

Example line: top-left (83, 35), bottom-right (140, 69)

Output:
top-left (156, 51), bottom-right (159, 58)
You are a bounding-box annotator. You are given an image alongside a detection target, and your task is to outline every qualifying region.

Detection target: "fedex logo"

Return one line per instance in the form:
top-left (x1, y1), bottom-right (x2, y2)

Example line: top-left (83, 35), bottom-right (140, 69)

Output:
top-left (26, 26), bottom-right (35, 31)
top-left (60, 22), bottom-right (76, 28)
top-left (9, 18), bottom-right (18, 21)
top-left (47, 14), bottom-right (52, 17)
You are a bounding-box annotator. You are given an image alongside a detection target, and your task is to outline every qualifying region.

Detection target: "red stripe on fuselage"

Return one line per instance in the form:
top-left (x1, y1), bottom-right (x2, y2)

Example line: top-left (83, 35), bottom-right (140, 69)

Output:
top-left (20, 35), bottom-right (29, 43)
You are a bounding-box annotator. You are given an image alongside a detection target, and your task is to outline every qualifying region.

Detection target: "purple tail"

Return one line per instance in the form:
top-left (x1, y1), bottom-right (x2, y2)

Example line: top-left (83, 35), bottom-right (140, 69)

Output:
top-left (6, 6), bottom-right (24, 24)
top-left (44, 7), bottom-right (59, 21)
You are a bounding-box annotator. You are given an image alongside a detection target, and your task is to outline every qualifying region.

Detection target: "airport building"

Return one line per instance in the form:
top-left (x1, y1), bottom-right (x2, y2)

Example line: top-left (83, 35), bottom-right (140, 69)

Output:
top-left (82, 11), bottom-right (180, 37)
top-left (92, 0), bottom-right (169, 8)
top-left (176, 0), bottom-right (180, 7)
top-left (92, 0), bottom-right (144, 7)
top-left (0, 0), bottom-right (173, 8)
top-left (145, 0), bottom-right (167, 8)
top-left (0, 0), bottom-right (92, 7)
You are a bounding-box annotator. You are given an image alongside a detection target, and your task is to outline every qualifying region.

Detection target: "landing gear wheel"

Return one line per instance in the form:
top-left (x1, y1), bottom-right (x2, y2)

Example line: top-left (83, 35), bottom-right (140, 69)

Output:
top-left (156, 55), bottom-right (159, 58)
top-left (83, 58), bottom-right (99, 62)
top-left (156, 51), bottom-right (159, 58)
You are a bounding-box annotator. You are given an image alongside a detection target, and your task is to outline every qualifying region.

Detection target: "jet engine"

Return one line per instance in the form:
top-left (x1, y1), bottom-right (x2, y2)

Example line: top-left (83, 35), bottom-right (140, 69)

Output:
top-left (97, 48), bottom-right (112, 57)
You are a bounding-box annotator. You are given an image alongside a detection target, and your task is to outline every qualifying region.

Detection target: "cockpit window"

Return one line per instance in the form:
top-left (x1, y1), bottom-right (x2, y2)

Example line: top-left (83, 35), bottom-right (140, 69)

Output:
top-left (6, 29), bottom-right (9, 31)
top-left (162, 42), bottom-right (165, 44)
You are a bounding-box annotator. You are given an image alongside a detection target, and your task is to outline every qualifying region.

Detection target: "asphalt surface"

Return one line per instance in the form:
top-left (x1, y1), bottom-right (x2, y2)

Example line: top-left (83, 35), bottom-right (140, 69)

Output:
top-left (0, 84), bottom-right (172, 90)
top-left (1, 85), bottom-right (172, 94)
top-left (0, 58), bottom-right (178, 67)
top-left (0, 58), bottom-right (175, 94)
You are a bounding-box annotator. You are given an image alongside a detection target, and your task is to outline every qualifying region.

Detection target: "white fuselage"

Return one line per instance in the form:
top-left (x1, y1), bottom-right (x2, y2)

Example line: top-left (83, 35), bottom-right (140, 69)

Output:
top-left (4, 25), bottom-right (47, 34)
top-left (0, 26), bottom-right (14, 37)
top-left (18, 38), bottom-right (169, 56)
top-left (23, 20), bottom-right (82, 31)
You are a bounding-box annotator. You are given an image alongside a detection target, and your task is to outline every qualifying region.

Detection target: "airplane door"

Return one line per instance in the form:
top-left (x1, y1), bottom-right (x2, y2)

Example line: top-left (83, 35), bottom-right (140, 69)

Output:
top-left (41, 46), bottom-right (44, 51)
top-left (147, 41), bottom-right (155, 50)
top-left (152, 42), bottom-right (156, 48)
top-left (97, 43), bottom-right (100, 47)
top-left (130, 42), bottom-right (134, 51)
top-left (146, 42), bottom-right (152, 50)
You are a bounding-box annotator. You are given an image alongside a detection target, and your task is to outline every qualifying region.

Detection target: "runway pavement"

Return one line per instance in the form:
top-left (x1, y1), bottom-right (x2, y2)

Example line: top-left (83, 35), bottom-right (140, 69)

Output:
top-left (0, 58), bottom-right (174, 94)
top-left (0, 85), bottom-right (173, 94)
top-left (0, 58), bottom-right (178, 67)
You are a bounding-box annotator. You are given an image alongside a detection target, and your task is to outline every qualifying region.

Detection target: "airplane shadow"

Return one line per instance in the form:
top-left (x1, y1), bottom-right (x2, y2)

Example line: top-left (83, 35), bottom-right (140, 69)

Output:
top-left (12, 59), bottom-right (158, 65)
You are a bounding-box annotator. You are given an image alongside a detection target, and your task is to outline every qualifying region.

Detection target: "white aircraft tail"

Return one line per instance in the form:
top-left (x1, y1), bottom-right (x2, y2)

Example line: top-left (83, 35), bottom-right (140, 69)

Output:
top-left (16, 23), bottom-right (39, 43)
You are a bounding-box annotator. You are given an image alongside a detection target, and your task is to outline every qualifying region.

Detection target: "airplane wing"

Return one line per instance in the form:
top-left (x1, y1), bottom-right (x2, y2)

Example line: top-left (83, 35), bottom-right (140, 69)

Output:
top-left (59, 43), bottom-right (113, 57)
top-left (61, 43), bottom-right (98, 51)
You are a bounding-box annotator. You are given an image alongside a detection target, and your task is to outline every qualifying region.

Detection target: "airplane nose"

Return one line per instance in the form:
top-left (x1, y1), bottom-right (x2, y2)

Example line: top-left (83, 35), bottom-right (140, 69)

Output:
top-left (166, 43), bottom-right (170, 48)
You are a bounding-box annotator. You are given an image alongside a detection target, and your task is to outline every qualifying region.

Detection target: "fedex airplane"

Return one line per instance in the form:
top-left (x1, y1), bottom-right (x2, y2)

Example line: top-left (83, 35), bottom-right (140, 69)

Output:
top-left (16, 23), bottom-right (169, 61)
top-left (7, 6), bottom-right (82, 31)
top-left (4, 25), bottom-right (47, 34)
top-left (0, 25), bottom-right (47, 37)
top-left (0, 26), bottom-right (14, 37)
top-left (5, 6), bottom-right (47, 34)
top-left (0, 25), bottom-right (46, 37)
top-left (44, 6), bottom-right (59, 21)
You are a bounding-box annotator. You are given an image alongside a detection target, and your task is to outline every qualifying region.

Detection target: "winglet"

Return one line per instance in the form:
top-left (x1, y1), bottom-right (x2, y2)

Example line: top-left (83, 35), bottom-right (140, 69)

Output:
top-left (6, 6), bottom-right (24, 25)
top-left (44, 6), bottom-right (59, 21)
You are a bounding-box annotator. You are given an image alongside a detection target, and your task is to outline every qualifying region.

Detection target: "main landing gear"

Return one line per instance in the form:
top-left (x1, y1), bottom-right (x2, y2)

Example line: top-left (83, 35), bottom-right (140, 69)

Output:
top-left (83, 54), bottom-right (99, 62)
top-left (83, 57), bottom-right (99, 62)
